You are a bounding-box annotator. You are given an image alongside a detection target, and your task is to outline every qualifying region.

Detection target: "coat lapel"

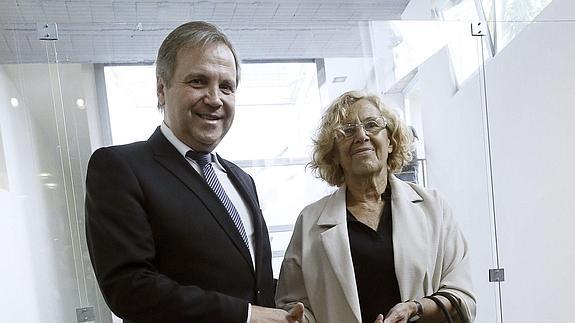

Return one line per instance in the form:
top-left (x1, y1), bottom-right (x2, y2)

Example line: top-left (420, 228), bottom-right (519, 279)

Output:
top-left (389, 175), bottom-right (429, 300)
top-left (147, 128), bottom-right (253, 270)
top-left (316, 177), bottom-right (430, 321)
top-left (317, 186), bottom-right (362, 323)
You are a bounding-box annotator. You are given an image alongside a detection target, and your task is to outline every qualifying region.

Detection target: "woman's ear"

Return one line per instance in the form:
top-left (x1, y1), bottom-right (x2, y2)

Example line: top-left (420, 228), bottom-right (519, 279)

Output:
top-left (388, 144), bottom-right (393, 153)
top-left (328, 146), bottom-right (339, 165)
top-left (330, 153), bottom-right (339, 166)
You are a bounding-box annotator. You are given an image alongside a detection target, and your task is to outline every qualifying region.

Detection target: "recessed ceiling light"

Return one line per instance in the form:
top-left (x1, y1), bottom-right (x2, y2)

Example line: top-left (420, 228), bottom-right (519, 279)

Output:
top-left (38, 173), bottom-right (52, 179)
top-left (332, 76), bottom-right (347, 83)
top-left (10, 97), bottom-right (19, 107)
top-left (76, 98), bottom-right (85, 108)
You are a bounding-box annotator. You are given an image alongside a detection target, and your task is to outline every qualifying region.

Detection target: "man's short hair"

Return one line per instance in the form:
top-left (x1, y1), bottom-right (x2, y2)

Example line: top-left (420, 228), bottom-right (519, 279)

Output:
top-left (156, 21), bottom-right (241, 110)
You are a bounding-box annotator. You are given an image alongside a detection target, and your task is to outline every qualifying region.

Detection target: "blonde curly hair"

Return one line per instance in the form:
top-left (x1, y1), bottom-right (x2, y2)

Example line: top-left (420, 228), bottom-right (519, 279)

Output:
top-left (309, 91), bottom-right (413, 187)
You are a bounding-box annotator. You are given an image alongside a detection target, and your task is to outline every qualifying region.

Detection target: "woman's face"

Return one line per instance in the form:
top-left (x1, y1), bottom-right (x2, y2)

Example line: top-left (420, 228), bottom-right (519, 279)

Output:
top-left (333, 99), bottom-right (392, 182)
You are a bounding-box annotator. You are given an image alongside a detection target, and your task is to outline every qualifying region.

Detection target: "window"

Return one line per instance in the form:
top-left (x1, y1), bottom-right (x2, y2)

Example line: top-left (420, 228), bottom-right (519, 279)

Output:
top-left (104, 65), bottom-right (159, 145)
top-left (442, 0), bottom-right (486, 85)
top-left (491, 0), bottom-right (553, 52)
top-left (371, 17), bottom-right (488, 91)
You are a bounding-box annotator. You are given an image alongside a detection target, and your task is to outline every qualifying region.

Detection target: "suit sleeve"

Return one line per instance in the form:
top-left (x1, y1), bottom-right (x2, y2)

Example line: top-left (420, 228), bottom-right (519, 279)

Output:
top-left (436, 194), bottom-right (477, 322)
top-left (275, 214), bottom-right (317, 323)
top-left (85, 147), bottom-right (248, 323)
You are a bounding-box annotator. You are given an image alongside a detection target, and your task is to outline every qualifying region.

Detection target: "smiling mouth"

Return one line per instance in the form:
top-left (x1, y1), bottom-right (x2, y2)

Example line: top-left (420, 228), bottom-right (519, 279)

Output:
top-left (352, 148), bottom-right (374, 155)
top-left (197, 113), bottom-right (221, 121)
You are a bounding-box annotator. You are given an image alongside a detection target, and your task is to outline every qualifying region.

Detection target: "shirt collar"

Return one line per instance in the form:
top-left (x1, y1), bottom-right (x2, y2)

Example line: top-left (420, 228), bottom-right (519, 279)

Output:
top-left (160, 122), bottom-right (227, 172)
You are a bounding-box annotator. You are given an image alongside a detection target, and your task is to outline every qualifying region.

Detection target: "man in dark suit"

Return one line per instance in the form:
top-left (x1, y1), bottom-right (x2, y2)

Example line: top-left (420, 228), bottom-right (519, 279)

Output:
top-left (85, 21), bottom-right (303, 323)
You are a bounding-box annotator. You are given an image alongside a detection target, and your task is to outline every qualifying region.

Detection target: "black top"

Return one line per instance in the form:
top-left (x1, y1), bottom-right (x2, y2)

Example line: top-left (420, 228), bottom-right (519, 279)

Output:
top-left (346, 187), bottom-right (401, 323)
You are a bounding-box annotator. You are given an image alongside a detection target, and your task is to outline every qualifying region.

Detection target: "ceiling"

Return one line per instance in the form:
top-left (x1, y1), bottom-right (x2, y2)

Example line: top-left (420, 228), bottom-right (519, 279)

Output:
top-left (0, 0), bottom-right (411, 64)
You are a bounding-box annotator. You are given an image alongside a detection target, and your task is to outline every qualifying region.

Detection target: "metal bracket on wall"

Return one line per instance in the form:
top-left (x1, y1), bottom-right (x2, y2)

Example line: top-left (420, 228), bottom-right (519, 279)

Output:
top-left (37, 23), bottom-right (58, 40)
top-left (76, 307), bottom-right (95, 323)
top-left (489, 268), bottom-right (505, 282)
top-left (471, 22), bottom-right (487, 37)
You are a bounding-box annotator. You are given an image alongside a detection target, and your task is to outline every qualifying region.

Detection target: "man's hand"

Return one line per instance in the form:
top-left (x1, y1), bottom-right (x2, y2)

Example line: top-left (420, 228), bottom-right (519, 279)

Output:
top-left (250, 302), bottom-right (305, 323)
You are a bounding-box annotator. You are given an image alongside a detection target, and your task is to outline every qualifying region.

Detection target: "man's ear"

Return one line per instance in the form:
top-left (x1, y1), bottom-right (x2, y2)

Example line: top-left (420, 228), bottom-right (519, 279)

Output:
top-left (388, 144), bottom-right (393, 153)
top-left (157, 76), bottom-right (166, 107)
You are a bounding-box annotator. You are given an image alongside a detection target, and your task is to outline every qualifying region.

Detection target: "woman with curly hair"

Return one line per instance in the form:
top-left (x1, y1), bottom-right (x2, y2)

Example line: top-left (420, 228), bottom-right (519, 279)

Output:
top-left (276, 91), bottom-right (475, 323)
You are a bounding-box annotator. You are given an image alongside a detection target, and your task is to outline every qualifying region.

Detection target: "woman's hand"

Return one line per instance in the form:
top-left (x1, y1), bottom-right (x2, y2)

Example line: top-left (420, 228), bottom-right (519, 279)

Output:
top-left (287, 302), bottom-right (305, 323)
top-left (375, 301), bottom-right (416, 323)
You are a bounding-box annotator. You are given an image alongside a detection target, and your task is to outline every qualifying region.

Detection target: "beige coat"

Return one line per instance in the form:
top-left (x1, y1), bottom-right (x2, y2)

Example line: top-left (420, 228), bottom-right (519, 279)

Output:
top-left (276, 176), bottom-right (476, 323)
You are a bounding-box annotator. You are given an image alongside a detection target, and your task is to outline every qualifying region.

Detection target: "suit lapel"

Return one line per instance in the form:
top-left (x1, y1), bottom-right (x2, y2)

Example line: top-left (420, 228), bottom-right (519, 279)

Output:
top-left (389, 175), bottom-right (429, 300)
top-left (317, 187), bottom-right (362, 323)
top-left (147, 128), bottom-right (253, 270)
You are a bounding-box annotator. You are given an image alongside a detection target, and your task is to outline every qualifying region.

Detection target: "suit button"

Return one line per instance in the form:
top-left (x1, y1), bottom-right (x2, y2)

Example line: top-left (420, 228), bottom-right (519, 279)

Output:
top-left (257, 290), bottom-right (261, 294)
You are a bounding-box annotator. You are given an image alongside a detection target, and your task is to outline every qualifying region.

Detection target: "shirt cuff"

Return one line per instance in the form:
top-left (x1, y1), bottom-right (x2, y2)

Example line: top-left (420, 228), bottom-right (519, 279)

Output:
top-left (246, 303), bottom-right (251, 323)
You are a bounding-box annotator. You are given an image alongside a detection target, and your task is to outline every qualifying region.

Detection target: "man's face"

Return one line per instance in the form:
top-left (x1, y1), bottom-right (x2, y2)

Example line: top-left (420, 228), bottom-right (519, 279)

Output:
top-left (157, 43), bottom-right (237, 152)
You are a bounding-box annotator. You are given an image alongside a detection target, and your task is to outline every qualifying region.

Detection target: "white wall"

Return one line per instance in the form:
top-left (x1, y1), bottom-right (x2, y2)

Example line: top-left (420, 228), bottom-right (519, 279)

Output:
top-left (414, 0), bottom-right (575, 322)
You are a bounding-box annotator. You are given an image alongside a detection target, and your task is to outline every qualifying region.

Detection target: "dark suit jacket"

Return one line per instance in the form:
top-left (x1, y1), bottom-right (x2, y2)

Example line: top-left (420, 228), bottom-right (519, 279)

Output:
top-left (85, 127), bottom-right (275, 323)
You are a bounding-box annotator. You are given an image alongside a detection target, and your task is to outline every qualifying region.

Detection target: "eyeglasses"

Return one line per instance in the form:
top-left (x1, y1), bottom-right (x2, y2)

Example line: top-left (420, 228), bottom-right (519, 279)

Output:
top-left (337, 117), bottom-right (387, 139)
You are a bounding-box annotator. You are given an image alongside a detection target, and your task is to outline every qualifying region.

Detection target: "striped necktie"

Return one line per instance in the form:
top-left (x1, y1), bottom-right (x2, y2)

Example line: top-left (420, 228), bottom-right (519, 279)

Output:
top-left (186, 151), bottom-right (250, 250)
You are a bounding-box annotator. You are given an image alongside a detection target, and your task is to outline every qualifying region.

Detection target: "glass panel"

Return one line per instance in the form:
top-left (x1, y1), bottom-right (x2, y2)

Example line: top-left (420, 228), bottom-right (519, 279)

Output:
top-left (480, 0), bottom-right (497, 44)
top-left (484, 18), bottom-right (575, 322)
top-left (2, 14), bottom-right (505, 323)
top-left (0, 23), bottom-right (110, 322)
top-left (370, 19), bottom-right (500, 323)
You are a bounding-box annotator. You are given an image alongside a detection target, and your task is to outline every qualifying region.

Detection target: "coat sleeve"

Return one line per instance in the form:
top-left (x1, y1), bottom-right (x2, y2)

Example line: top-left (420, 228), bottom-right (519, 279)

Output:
top-left (85, 147), bottom-right (248, 323)
top-left (436, 194), bottom-right (477, 322)
top-left (275, 214), bottom-right (317, 323)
